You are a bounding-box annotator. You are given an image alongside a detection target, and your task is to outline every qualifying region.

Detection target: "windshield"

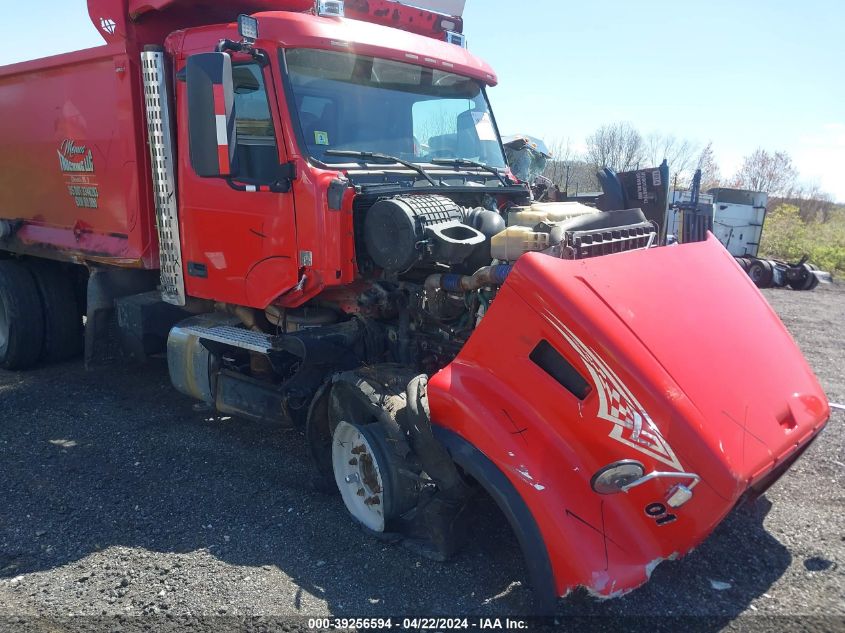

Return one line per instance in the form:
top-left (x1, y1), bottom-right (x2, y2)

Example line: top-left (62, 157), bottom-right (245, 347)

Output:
top-left (283, 48), bottom-right (507, 169)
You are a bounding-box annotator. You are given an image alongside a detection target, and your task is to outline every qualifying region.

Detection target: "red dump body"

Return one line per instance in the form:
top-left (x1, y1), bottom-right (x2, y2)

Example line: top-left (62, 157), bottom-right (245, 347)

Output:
top-left (0, 45), bottom-right (157, 266)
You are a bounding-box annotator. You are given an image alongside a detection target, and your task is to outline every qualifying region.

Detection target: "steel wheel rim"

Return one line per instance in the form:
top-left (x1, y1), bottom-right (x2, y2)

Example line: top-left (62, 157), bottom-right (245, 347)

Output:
top-left (332, 421), bottom-right (386, 532)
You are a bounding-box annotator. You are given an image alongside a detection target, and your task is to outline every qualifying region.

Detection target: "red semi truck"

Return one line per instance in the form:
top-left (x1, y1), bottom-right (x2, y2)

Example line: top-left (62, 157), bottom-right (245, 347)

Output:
top-left (0, 0), bottom-right (830, 607)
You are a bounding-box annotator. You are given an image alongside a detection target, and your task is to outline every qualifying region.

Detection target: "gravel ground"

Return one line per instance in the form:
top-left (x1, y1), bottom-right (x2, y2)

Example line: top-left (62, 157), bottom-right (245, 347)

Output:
top-left (0, 282), bottom-right (842, 630)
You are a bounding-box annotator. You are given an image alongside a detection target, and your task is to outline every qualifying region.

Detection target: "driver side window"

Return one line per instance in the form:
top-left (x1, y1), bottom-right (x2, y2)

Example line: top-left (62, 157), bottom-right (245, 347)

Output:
top-left (232, 64), bottom-right (278, 181)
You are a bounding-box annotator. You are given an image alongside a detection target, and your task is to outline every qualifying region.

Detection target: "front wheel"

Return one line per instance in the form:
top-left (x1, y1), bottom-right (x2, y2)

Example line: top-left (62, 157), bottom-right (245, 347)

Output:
top-left (323, 366), bottom-right (421, 533)
top-left (332, 420), bottom-right (411, 533)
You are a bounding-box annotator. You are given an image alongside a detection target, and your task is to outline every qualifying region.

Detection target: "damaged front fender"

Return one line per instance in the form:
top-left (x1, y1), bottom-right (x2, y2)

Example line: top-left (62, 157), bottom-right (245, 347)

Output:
top-left (428, 328), bottom-right (686, 599)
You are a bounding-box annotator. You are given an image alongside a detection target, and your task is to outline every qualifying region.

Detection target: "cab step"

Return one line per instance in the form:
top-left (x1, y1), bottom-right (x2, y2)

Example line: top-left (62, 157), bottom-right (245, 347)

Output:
top-left (179, 325), bottom-right (275, 354)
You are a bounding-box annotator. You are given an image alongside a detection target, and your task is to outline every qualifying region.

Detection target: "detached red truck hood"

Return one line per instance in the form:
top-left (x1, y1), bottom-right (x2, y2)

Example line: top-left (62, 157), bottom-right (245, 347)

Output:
top-left (429, 235), bottom-right (829, 599)
top-left (517, 235), bottom-right (829, 500)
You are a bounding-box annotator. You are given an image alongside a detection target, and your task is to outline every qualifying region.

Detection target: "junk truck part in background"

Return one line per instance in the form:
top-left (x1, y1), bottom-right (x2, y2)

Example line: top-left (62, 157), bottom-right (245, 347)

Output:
top-left (0, 0), bottom-right (831, 608)
top-left (668, 180), bottom-right (831, 290)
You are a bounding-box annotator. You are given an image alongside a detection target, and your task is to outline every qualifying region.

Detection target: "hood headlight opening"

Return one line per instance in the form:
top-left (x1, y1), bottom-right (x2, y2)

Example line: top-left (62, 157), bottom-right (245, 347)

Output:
top-left (591, 460), bottom-right (645, 494)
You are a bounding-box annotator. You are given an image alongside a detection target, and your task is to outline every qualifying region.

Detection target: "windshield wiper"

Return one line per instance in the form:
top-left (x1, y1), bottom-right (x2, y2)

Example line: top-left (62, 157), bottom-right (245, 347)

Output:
top-left (324, 150), bottom-right (437, 187)
top-left (431, 158), bottom-right (510, 187)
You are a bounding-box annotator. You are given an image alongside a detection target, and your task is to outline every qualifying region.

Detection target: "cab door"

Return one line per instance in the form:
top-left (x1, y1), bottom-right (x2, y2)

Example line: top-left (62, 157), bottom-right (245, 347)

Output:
top-left (176, 55), bottom-right (299, 309)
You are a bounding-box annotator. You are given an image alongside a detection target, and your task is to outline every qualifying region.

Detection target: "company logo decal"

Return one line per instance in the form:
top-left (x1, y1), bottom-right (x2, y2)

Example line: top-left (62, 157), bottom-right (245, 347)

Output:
top-left (58, 140), bottom-right (93, 173)
top-left (543, 311), bottom-right (683, 471)
top-left (100, 18), bottom-right (117, 35)
top-left (57, 140), bottom-right (99, 209)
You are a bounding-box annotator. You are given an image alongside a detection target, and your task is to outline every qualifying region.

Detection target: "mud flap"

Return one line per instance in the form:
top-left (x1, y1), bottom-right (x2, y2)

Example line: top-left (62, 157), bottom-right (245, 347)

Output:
top-left (85, 267), bottom-right (160, 368)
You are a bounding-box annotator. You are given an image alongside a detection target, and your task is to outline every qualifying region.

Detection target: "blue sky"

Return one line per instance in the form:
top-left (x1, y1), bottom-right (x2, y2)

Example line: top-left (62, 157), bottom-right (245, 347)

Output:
top-left (2, 0), bottom-right (843, 200)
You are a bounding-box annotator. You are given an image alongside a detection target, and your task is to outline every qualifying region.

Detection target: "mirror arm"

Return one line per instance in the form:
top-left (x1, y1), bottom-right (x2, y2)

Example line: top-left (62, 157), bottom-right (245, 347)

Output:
top-left (215, 40), bottom-right (270, 66)
top-left (225, 161), bottom-right (297, 194)
top-left (215, 39), bottom-right (242, 54)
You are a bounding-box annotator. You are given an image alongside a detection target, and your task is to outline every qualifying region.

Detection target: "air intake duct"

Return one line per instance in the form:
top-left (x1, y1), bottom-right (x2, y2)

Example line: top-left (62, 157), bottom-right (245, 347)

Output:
top-left (363, 195), bottom-right (486, 273)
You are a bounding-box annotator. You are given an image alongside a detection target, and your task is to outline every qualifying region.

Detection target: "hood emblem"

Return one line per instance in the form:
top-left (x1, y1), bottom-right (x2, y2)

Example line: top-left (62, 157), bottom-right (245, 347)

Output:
top-left (544, 311), bottom-right (683, 472)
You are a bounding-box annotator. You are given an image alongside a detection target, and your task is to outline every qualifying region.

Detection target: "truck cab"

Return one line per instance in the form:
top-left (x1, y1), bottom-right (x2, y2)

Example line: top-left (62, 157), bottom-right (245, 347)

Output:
top-left (161, 6), bottom-right (515, 310)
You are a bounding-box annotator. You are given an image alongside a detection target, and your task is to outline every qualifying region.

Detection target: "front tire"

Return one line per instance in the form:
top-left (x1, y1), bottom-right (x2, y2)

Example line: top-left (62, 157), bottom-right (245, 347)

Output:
top-left (0, 260), bottom-right (45, 370)
top-left (312, 366), bottom-right (421, 531)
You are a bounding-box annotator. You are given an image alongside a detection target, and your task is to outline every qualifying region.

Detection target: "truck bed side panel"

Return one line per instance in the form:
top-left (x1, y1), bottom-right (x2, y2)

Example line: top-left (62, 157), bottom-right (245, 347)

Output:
top-left (0, 45), bottom-right (158, 267)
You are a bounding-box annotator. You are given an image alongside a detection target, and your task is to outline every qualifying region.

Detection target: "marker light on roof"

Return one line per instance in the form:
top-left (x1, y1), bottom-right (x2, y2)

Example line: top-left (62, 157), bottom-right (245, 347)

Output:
top-left (317, 0), bottom-right (345, 17)
top-left (238, 14), bottom-right (259, 43)
top-left (445, 31), bottom-right (467, 48)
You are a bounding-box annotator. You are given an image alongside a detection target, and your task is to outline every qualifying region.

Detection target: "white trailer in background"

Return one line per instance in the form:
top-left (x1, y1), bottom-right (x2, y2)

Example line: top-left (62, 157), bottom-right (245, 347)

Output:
top-left (707, 188), bottom-right (768, 257)
top-left (666, 187), bottom-right (768, 257)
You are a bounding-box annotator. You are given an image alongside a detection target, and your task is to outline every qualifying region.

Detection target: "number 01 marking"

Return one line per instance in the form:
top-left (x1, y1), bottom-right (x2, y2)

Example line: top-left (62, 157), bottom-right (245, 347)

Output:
top-left (645, 502), bottom-right (677, 526)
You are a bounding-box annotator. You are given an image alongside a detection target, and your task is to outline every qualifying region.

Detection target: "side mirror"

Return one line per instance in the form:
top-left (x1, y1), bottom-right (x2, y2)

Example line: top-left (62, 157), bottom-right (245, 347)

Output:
top-left (186, 53), bottom-right (236, 178)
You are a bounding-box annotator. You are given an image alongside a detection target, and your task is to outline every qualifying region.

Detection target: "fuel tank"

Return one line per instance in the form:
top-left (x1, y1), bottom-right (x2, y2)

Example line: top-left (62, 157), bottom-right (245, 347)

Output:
top-left (428, 235), bottom-right (829, 597)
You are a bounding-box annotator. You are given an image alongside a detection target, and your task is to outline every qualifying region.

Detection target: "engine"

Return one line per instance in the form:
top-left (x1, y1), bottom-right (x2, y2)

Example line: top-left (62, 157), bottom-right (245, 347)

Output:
top-left (360, 193), bottom-right (655, 274)
top-left (353, 192), bottom-right (657, 373)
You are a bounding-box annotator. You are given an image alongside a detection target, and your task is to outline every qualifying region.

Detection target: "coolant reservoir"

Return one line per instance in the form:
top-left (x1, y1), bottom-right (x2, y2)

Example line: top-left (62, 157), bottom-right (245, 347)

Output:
top-left (490, 226), bottom-right (550, 261)
top-left (508, 201), bottom-right (596, 227)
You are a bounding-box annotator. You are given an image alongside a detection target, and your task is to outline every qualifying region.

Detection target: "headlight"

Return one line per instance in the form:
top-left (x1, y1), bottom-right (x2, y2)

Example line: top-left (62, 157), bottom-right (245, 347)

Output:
top-left (590, 460), bottom-right (645, 494)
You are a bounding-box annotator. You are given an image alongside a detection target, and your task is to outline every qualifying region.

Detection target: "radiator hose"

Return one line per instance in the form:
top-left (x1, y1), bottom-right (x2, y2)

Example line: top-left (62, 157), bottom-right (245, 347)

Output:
top-left (424, 265), bottom-right (512, 294)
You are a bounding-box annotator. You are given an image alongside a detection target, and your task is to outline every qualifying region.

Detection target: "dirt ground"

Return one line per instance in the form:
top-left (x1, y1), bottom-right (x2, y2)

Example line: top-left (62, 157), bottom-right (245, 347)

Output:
top-left (0, 282), bottom-right (842, 630)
